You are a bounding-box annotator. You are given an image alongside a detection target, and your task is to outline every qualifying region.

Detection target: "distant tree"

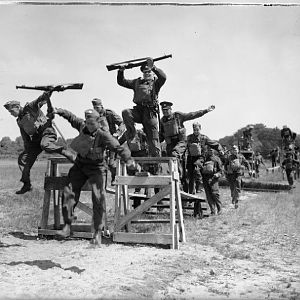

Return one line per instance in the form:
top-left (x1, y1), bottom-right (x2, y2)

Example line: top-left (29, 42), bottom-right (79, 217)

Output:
top-left (0, 136), bottom-right (14, 155)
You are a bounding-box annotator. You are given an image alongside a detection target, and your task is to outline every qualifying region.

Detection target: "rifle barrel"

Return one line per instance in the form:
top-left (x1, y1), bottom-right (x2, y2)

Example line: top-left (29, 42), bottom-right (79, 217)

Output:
top-left (106, 54), bottom-right (172, 71)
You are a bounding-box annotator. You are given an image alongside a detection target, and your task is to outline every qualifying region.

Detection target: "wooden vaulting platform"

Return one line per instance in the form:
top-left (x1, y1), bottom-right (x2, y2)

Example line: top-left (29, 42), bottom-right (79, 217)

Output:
top-left (38, 157), bottom-right (207, 249)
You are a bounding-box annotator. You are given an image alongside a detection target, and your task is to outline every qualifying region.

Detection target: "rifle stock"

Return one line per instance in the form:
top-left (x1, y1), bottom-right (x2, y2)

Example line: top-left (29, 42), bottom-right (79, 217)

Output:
top-left (16, 83), bottom-right (84, 92)
top-left (106, 54), bottom-right (172, 71)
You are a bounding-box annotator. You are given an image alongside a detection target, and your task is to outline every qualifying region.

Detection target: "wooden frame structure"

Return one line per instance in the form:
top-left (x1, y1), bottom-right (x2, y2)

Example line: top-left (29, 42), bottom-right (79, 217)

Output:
top-left (38, 157), bottom-right (207, 247)
top-left (38, 157), bottom-right (95, 238)
top-left (113, 157), bottom-right (186, 249)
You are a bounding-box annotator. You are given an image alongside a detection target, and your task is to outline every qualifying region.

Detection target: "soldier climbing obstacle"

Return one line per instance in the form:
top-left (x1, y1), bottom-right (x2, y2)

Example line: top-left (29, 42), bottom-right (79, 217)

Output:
top-left (52, 107), bottom-right (138, 244)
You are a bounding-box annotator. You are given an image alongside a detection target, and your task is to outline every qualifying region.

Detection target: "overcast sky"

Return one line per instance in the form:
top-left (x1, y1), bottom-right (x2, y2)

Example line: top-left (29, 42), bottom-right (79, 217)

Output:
top-left (0, 2), bottom-right (299, 141)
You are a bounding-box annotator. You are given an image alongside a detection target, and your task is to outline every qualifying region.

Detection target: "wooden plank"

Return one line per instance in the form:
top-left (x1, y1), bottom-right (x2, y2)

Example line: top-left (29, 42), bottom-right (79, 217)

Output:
top-left (132, 157), bottom-right (176, 163)
top-left (44, 177), bottom-right (92, 191)
top-left (76, 201), bottom-right (93, 216)
top-left (114, 186), bottom-right (171, 231)
top-left (115, 176), bottom-right (171, 187)
top-left (175, 177), bottom-right (186, 243)
top-left (113, 232), bottom-right (173, 245)
top-left (180, 191), bottom-right (206, 202)
top-left (40, 190), bottom-right (51, 229)
top-left (131, 219), bottom-right (176, 224)
top-left (169, 160), bottom-right (176, 250)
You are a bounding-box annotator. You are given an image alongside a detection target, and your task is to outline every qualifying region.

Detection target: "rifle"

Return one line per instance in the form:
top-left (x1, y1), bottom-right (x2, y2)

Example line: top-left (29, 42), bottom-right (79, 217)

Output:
top-left (16, 83), bottom-right (84, 92)
top-left (106, 54), bottom-right (172, 71)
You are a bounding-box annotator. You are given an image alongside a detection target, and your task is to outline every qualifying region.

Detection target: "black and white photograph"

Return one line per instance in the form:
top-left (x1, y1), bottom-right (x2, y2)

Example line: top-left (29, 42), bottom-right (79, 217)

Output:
top-left (0, 0), bottom-right (299, 299)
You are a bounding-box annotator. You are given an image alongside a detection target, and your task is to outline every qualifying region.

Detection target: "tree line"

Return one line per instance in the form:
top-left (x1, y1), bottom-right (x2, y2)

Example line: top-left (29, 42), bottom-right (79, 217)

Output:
top-left (1, 123), bottom-right (299, 159)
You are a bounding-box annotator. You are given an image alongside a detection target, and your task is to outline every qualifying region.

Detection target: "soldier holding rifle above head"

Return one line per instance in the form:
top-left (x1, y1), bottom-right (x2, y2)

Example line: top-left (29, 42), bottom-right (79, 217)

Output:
top-left (52, 107), bottom-right (139, 244)
top-left (159, 101), bottom-right (216, 186)
top-left (117, 57), bottom-right (167, 163)
top-left (3, 90), bottom-right (75, 194)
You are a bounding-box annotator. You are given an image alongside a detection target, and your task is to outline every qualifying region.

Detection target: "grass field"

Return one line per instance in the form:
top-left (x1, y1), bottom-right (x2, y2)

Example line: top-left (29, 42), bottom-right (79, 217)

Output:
top-left (0, 158), bottom-right (299, 299)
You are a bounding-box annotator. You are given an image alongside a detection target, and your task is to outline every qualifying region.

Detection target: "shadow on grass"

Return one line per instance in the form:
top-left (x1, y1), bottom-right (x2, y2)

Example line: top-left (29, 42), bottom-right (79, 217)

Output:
top-left (0, 241), bottom-right (23, 248)
top-left (6, 260), bottom-right (85, 273)
top-left (9, 231), bottom-right (38, 241)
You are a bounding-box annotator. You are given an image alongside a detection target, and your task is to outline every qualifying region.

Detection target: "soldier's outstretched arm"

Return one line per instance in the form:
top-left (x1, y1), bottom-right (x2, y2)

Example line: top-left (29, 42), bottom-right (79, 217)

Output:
top-left (53, 107), bottom-right (84, 132)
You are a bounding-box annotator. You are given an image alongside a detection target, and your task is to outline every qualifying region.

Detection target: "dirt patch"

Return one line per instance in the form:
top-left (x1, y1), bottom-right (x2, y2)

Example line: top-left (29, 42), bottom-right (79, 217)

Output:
top-left (1, 191), bottom-right (300, 300)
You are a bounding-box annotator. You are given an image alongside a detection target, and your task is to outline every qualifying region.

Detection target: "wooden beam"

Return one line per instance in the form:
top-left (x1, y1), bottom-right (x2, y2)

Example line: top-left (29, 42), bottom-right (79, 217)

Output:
top-left (114, 186), bottom-right (171, 231)
top-left (113, 232), bottom-right (173, 245)
top-left (115, 176), bottom-right (171, 187)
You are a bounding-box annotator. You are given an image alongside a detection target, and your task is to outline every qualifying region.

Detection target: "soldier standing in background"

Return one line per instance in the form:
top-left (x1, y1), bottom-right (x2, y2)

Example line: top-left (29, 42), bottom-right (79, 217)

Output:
top-left (92, 98), bottom-right (125, 186)
top-left (281, 125), bottom-right (296, 151)
top-left (186, 122), bottom-right (223, 194)
top-left (200, 147), bottom-right (223, 215)
top-left (3, 92), bottom-right (75, 194)
top-left (159, 101), bottom-right (216, 186)
top-left (224, 145), bottom-right (250, 209)
top-left (117, 58), bottom-right (166, 162)
top-left (269, 147), bottom-right (280, 170)
top-left (53, 107), bottom-right (138, 244)
top-left (254, 151), bottom-right (266, 178)
top-left (281, 150), bottom-right (299, 188)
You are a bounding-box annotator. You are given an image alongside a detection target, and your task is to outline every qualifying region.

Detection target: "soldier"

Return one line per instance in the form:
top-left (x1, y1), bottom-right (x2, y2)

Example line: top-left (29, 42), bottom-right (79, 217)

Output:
top-left (92, 98), bottom-right (126, 186)
top-left (281, 125), bottom-right (296, 151)
top-left (224, 145), bottom-right (250, 209)
top-left (3, 92), bottom-right (75, 194)
top-left (159, 101), bottom-right (216, 185)
top-left (200, 147), bottom-right (223, 215)
top-left (117, 59), bottom-right (166, 162)
top-left (281, 150), bottom-right (299, 188)
top-left (269, 147), bottom-right (280, 169)
top-left (241, 125), bottom-right (254, 150)
top-left (253, 151), bottom-right (266, 178)
top-left (53, 107), bottom-right (138, 244)
top-left (187, 122), bottom-right (223, 194)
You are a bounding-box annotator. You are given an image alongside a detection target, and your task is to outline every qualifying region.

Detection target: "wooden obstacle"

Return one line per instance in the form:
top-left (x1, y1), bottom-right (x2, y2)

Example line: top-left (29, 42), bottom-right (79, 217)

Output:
top-left (113, 157), bottom-right (188, 249)
top-left (38, 157), bottom-right (96, 238)
top-left (219, 177), bottom-right (291, 192)
top-left (38, 157), bottom-right (208, 247)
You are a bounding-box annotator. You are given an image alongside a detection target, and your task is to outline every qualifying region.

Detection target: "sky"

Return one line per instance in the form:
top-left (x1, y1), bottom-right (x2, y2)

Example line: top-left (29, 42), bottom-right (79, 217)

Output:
top-left (0, 1), bottom-right (299, 142)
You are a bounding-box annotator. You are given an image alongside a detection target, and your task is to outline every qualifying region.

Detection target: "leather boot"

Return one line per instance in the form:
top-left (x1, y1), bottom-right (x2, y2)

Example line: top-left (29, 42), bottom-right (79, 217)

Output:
top-left (16, 183), bottom-right (32, 194)
top-left (56, 224), bottom-right (71, 238)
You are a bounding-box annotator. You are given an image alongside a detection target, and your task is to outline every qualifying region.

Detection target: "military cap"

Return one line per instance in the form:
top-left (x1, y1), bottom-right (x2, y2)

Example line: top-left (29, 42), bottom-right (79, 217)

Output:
top-left (160, 101), bottom-right (173, 110)
top-left (140, 63), bottom-right (152, 73)
top-left (3, 100), bottom-right (20, 110)
top-left (84, 109), bottom-right (100, 120)
top-left (92, 98), bottom-right (103, 106)
top-left (192, 122), bottom-right (201, 129)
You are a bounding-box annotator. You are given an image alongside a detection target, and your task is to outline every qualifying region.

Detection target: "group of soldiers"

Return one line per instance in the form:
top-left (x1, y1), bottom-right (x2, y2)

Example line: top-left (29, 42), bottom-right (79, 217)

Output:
top-left (3, 59), bottom-right (298, 243)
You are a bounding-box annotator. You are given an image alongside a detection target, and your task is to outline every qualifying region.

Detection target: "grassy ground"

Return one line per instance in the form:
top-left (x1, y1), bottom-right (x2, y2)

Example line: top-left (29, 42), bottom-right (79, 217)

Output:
top-left (0, 159), bottom-right (299, 299)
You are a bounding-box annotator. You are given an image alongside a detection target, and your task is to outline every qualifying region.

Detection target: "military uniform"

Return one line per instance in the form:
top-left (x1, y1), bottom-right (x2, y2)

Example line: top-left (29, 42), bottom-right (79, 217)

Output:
top-left (270, 148), bottom-right (280, 168)
top-left (224, 147), bottom-right (250, 208)
top-left (117, 64), bottom-right (166, 158)
top-left (281, 151), bottom-right (299, 187)
top-left (92, 98), bottom-right (126, 185)
top-left (159, 101), bottom-right (214, 182)
top-left (281, 126), bottom-right (296, 151)
top-left (4, 92), bottom-right (67, 194)
top-left (253, 152), bottom-right (265, 177)
top-left (55, 108), bottom-right (135, 241)
top-left (186, 132), bottom-right (223, 194)
top-left (200, 150), bottom-right (223, 215)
